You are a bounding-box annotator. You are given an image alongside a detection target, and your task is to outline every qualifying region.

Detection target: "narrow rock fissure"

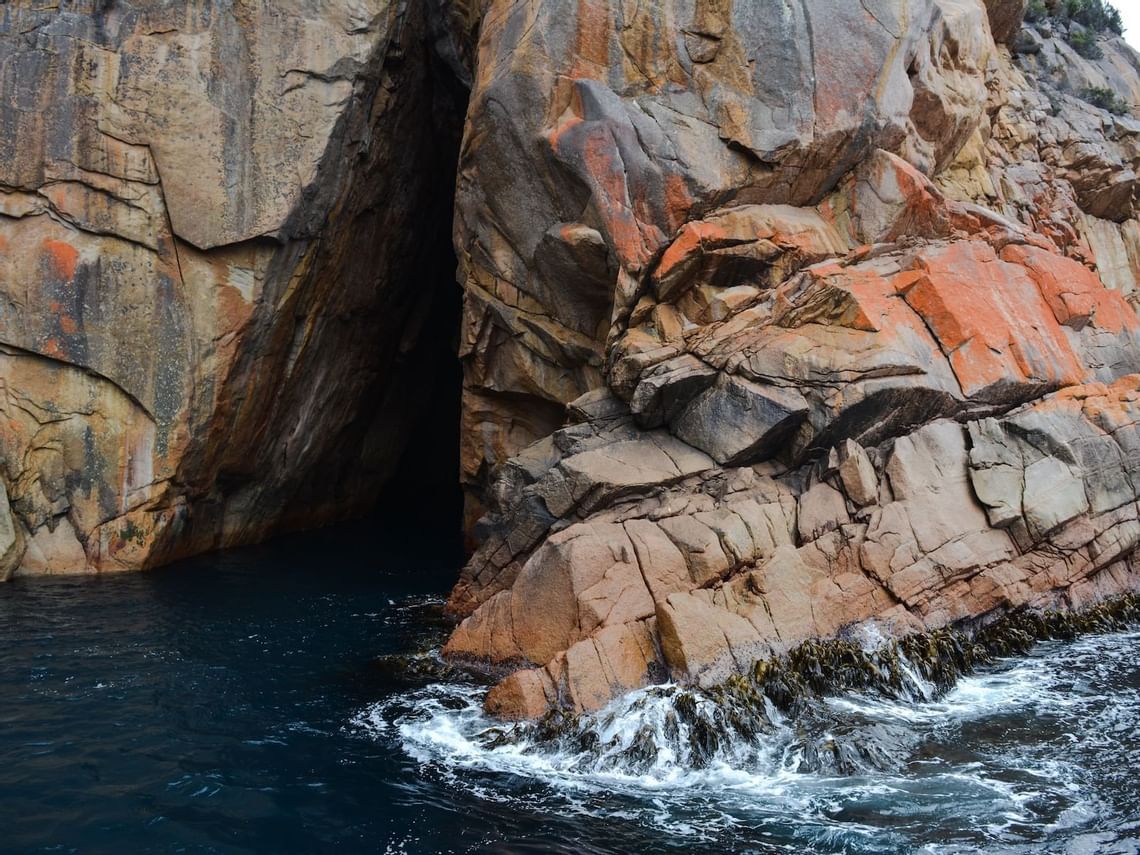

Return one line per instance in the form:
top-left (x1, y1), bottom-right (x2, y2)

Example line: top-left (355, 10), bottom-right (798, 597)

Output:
top-left (369, 10), bottom-right (471, 559)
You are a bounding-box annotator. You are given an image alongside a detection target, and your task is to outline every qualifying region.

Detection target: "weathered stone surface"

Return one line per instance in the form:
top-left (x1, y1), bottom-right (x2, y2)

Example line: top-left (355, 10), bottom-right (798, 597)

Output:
top-left (650, 205), bottom-right (848, 303)
top-left (671, 374), bottom-right (809, 466)
top-left (797, 482), bottom-right (851, 543)
top-left (445, 1), bottom-right (1140, 717)
top-left (0, 1), bottom-right (465, 575)
top-left (0, 478), bottom-right (24, 582)
top-left (483, 668), bottom-right (557, 721)
top-left (453, 0), bottom-right (997, 518)
top-left (630, 355), bottom-right (718, 428)
top-left (983, 0), bottom-right (1028, 44)
top-left (838, 440), bottom-right (879, 507)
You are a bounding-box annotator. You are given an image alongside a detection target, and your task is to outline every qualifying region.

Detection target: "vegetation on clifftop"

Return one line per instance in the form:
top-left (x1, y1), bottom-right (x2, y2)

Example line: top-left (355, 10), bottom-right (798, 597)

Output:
top-left (1081, 85), bottom-right (1131, 113)
top-left (1025, 1), bottom-right (1130, 110)
top-left (1027, 0), bottom-right (1125, 36)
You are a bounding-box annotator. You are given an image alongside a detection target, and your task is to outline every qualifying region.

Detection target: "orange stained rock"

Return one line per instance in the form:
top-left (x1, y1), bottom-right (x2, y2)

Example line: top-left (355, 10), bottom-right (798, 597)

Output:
top-left (904, 242), bottom-right (1087, 397)
top-left (571, 0), bottom-right (611, 78)
top-left (663, 172), bottom-right (693, 234)
top-left (216, 281), bottom-right (256, 336)
top-left (546, 112), bottom-right (584, 152)
top-left (41, 337), bottom-right (65, 359)
top-left (1050, 376), bottom-right (1140, 423)
top-left (1000, 244), bottom-right (1138, 335)
top-left (43, 239), bottom-right (79, 280)
top-left (654, 205), bottom-right (846, 297)
top-left (617, 3), bottom-right (686, 90)
top-left (654, 220), bottom-right (729, 283)
top-left (841, 268), bottom-right (927, 332)
top-left (788, 263), bottom-right (927, 334)
top-left (549, 107), bottom-right (659, 272)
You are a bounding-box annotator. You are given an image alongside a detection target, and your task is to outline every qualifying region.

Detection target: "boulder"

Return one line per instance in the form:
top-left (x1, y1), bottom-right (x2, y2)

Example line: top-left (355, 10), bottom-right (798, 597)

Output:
top-left (838, 440), bottom-right (880, 507)
top-left (670, 374), bottom-right (809, 466)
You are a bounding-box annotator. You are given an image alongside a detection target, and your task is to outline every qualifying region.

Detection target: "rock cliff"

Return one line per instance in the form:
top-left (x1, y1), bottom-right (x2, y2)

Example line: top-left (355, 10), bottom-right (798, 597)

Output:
top-left (441, 0), bottom-right (1140, 717)
top-left (4, 0), bottom-right (1140, 721)
top-left (0, 0), bottom-right (464, 577)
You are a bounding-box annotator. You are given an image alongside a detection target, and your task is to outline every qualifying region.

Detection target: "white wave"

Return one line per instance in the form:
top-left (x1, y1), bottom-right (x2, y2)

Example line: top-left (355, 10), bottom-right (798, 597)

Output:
top-left (350, 628), bottom-right (1140, 850)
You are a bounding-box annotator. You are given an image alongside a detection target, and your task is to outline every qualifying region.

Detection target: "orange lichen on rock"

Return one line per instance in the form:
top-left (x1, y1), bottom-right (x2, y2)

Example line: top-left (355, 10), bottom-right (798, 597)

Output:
top-left (904, 242), bottom-right (1088, 398)
top-left (42, 239), bottom-right (79, 280)
top-left (571, 0), bottom-right (612, 78)
top-left (1001, 244), bottom-right (1139, 334)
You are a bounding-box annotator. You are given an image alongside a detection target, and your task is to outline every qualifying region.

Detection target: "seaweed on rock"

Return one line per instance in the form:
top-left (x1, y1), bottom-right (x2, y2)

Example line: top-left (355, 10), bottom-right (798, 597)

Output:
top-left (474, 595), bottom-right (1140, 774)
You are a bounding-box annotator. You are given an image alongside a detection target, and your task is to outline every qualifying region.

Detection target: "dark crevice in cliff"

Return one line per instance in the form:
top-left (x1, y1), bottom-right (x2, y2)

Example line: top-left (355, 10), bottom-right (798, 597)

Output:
top-left (369, 10), bottom-right (470, 561)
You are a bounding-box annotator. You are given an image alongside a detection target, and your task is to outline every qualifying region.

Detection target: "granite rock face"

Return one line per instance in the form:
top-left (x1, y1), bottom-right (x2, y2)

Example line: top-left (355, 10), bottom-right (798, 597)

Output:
top-left (0, 0), bottom-right (462, 575)
top-left (453, 0), bottom-right (998, 525)
top-left (444, 0), bottom-right (1140, 716)
top-left (7, 0), bottom-right (1140, 720)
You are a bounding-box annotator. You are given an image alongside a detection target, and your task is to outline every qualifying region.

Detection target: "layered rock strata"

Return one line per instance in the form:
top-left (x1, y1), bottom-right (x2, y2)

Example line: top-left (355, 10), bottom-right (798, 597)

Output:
top-left (6, 0), bottom-right (1140, 720)
top-left (444, 0), bottom-right (1140, 716)
top-left (0, 1), bottom-right (462, 577)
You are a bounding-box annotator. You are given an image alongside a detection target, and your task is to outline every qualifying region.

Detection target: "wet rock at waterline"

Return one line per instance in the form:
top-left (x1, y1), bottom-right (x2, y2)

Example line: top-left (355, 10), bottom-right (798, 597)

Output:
top-left (443, 0), bottom-right (1140, 718)
top-left (6, 0), bottom-right (1140, 731)
top-left (448, 378), bottom-right (1140, 716)
top-left (461, 597), bottom-right (1140, 776)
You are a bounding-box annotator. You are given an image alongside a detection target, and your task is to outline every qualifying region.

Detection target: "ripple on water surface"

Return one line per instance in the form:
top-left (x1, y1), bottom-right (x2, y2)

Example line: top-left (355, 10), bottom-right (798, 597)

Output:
top-left (1, 525), bottom-right (1139, 854)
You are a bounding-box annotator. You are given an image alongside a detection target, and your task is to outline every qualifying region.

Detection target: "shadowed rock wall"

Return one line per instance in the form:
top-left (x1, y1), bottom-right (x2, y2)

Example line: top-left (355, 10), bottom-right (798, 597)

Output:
top-left (0, 0), bottom-right (465, 577)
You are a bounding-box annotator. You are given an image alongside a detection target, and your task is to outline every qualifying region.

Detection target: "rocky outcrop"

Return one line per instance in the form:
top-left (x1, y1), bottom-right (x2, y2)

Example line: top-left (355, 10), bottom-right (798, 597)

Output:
top-left (444, 0), bottom-right (1140, 717)
top-left (6, 0), bottom-right (1140, 722)
top-left (450, 373), bottom-right (1140, 718)
top-left (0, 1), bottom-right (464, 575)
top-left (452, 0), bottom-right (1001, 527)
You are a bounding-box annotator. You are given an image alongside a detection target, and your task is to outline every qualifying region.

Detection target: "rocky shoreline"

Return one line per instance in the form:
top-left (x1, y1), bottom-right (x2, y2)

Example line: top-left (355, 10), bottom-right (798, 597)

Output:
top-left (435, 0), bottom-right (1140, 719)
top-left (485, 592), bottom-right (1140, 766)
top-left (5, 0), bottom-right (1140, 723)
top-left (446, 373), bottom-right (1140, 718)
top-left (470, 593), bottom-right (1140, 773)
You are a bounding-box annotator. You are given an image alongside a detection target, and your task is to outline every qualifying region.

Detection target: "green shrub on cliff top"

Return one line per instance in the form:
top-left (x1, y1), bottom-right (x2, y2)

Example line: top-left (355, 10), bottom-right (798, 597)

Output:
top-left (1068, 27), bottom-right (1104, 58)
top-left (1066, 0), bottom-right (1124, 35)
top-left (1028, 0), bottom-right (1124, 38)
top-left (1081, 85), bottom-right (1131, 114)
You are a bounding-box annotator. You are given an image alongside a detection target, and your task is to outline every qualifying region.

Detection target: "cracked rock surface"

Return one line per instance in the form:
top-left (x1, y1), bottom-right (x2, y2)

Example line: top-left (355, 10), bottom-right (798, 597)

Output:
top-left (444, 0), bottom-right (1140, 717)
top-left (0, 0), bottom-right (460, 574)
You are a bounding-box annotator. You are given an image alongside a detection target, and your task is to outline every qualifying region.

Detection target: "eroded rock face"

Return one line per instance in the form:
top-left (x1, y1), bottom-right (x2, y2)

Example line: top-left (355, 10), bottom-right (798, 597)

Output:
top-left (0, 1), bottom-right (463, 575)
top-left (7, 0), bottom-right (1140, 721)
top-left (453, 0), bottom-right (999, 525)
top-left (445, 0), bottom-right (1140, 716)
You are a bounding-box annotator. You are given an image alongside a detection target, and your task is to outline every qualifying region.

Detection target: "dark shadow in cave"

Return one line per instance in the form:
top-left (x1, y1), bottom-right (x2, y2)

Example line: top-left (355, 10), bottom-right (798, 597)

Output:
top-left (369, 14), bottom-right (470, 574)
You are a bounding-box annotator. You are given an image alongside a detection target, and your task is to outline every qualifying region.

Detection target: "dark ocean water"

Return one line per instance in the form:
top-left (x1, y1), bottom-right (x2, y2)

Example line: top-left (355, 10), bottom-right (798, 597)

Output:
top-left (2, 517), bottom-right (1139, 855)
